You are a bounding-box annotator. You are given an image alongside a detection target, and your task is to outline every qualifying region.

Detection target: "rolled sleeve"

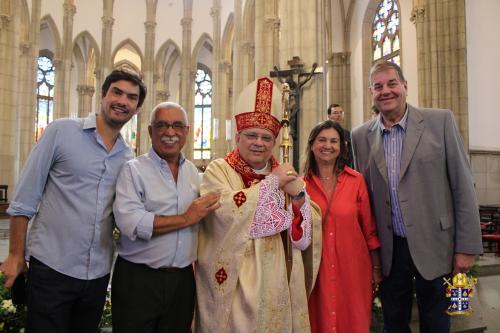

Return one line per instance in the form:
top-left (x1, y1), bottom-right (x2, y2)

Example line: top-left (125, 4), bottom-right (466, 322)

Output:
top-left (113, 162), bottom-right (154, 241)
top-left (7, 123), bottom-right (59, 218)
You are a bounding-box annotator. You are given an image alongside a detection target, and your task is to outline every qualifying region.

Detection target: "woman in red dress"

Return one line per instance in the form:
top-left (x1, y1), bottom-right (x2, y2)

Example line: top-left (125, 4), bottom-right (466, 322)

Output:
top-left (305, 120), bottom-right (382, 333)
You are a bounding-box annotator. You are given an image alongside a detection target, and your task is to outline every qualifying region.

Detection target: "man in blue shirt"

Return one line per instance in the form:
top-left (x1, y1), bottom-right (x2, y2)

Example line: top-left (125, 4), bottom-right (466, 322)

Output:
top-left (0, 69), bottom-right (146, 333)
top-left (111, 101), bottom-right (220, 333)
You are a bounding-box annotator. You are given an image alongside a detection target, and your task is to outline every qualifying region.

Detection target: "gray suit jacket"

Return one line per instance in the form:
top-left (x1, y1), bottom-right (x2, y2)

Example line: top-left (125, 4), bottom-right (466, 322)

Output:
top-left (351, 105), bottom-right (483, 280)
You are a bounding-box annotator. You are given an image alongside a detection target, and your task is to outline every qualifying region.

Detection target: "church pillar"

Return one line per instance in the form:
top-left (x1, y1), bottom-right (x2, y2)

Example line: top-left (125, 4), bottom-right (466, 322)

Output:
top-left (254, 0), bottom-right (278, 77)
top-left (219, 61), bottom-right (233, 154)
top-left (180, 0), bottom-right (193, 158)
top-left (76, 84), bottom-right (95, 117)
top-left (97, 0), bottom-right (115, 111)
top-left (0, 0), bottom-right (17, 194)
top-left (54, 1), bottom-right (76, 119)
top-left (156, 89), bottom-right (170, 104)
top-left (231, 0), bottom-right (244, 113)
top-left (329, 52), bottom-right (351, 129)
top-left (412, 0), bottom-right (469, 148)
top-left (279, 0), bottom-right (326, 168)
top-left (138, 0), bottom-right (158, 155)
top-left (211, 0), bottom-right (223, 159)
top-left (0, 0), bottom-right (40, 193)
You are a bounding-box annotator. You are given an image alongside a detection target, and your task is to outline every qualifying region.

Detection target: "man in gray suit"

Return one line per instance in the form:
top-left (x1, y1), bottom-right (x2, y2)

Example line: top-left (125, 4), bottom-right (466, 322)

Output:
top-left (351, 61), bottom-right (482, 333)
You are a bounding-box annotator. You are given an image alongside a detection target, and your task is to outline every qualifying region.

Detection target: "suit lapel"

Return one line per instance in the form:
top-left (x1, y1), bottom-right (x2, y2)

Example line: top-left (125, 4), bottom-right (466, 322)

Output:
top-left (399, 105), bottom-right (424, 181)
top-left (368, 121), bottom-right (388, 184)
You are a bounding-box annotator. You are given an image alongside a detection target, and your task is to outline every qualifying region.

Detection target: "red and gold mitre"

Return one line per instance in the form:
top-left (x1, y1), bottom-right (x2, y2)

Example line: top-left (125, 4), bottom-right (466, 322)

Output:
top-left (234, 77), bottom-right (281, 137)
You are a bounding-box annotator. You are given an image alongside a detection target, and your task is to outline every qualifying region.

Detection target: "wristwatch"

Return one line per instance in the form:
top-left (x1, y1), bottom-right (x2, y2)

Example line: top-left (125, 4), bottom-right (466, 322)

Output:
top-left (291, 188), bottom-right (306, 200)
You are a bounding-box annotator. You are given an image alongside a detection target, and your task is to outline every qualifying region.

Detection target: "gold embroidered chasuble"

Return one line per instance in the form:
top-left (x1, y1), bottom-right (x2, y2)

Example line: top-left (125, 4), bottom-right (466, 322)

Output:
top-left (195, 158), bottom-right (322, 333)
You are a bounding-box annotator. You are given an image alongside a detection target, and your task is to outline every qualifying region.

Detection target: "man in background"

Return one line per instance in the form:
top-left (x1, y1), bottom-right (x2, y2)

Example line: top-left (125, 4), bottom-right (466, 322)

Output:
top-left (327, 103), bottom-right (353, 167)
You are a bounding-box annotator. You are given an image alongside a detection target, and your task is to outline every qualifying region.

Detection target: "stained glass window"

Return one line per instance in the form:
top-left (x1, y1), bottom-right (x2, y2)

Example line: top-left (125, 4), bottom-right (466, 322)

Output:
top-left (372, 0), bottom-right (401, 65)
top-left (36, 56), bottom-right (55, 141)
top-left (193, 65), bottom-right (212, 160)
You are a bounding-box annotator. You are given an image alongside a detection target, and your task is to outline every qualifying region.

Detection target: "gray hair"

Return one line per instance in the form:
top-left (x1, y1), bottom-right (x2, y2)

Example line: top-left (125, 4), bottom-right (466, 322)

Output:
top-left (149, 101), bottom-right (188, 125)
top-left (369, 60), bottom-right (406, 87)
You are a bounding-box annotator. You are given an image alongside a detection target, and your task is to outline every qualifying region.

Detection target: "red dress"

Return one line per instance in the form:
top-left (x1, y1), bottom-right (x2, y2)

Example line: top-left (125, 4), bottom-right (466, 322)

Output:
top-left (306, 167), bottom-right (381, 333)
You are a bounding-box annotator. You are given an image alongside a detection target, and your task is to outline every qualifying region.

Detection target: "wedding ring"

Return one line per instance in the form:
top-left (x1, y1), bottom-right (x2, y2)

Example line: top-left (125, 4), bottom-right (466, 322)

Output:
top-left (286, 171), bottom-right (294, 176)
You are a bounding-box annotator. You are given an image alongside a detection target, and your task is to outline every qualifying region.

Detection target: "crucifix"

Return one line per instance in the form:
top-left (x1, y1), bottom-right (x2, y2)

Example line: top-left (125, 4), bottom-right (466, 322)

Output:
top-left (270, 56), bottom-right (322, 170)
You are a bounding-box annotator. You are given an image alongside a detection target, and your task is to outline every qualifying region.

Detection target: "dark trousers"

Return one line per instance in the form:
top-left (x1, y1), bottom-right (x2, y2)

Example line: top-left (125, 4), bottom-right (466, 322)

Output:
top-left (380, 236), bottom-right (450, 333)
top-left (26, 256), bottom-right (109, 333)
top-left (111, 256), bottom-right (195, 333)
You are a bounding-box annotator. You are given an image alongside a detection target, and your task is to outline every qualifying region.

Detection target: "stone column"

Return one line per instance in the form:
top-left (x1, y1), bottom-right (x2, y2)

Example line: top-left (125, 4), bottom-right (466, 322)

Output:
top-left (0, 0), bottom-right (17, 193)
top-left (412, 0), bottom-right (469, 148)
top-left (97, 0), bottom-right (115, 111)
top-left (219, 60), bottom-right (232, 153)
top-left (254, 0), bottom-right (278, 77)
top-left (0, 0), bottom-right (40, 193)
top-left (210, 0), bottom-right (222, 159)
top-left (279, 0), bottom-right (326, 168)
top-left (76, 84), bottom-right (95, 117)
top-left (330, 52), bottom-right (351, 129)
top-left (53, 1), bottom-right (76, 119)
top-left (138, 0), bottom-right (158, 155)
top-left (231, 0), bottom-right (243, 114)
top-left (156, 89), bottom-right (170, 104)
top-left (180, 0), bottom-right (193, 158)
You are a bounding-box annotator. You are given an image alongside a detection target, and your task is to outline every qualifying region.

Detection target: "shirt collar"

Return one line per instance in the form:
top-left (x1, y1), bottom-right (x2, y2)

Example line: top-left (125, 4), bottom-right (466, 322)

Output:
top-left (378, 104), bottom-right (409, 133)
top-left (83, 112), bottom-right (98, 130)
top-left (148, 147), bottom-right (185, 167)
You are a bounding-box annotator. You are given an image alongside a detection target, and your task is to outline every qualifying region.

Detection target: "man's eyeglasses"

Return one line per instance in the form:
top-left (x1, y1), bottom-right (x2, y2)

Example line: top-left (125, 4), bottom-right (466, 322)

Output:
top-left (331, 111), bottom-right (344, 115)
top-left (241, 132), bottom-right (274, 143)
top-left (152, 121), bottom-right (187, 131)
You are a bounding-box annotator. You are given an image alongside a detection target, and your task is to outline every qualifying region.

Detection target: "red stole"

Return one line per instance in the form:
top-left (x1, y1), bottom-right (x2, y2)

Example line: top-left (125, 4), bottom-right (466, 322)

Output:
top-left (224, 149), bottom-right (279, 188)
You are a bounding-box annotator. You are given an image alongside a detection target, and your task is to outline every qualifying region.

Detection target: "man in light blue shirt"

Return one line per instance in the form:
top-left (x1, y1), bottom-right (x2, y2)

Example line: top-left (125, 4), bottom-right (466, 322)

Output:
top-left (0, 69), bottom-right (146, 333)
top-left (111, 101), bottom-right (220, 333)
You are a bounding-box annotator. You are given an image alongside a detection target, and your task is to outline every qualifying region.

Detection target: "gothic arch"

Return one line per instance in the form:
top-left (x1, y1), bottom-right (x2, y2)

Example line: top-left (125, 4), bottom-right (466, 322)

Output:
top-left (39, 15), bottom-right (62, 60)
top-left (192, 33), bottom-right (213, 72)
top-left (72, 31), bottom-right (100, 117)
top-left (221, 13), bottom-right (234, 61)
top-left (73, 31), bottom-right (101, 86)
top-left (111, 38), bottom-right (144, 74)
top-left (155, 39), bottom-right (181, 102)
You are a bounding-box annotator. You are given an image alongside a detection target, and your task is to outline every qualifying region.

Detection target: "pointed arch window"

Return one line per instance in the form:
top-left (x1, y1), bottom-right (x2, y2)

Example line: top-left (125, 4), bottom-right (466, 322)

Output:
top-left (193, 64), bottom-right (212, 160)
top-left (36, 55), bottom-right (55, 141)
top-left (372, 0), bottom-right (401, 65)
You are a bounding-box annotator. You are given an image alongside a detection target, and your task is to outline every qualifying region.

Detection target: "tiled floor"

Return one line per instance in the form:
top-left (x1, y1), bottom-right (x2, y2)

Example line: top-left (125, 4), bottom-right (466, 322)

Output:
top-left (1, 218), bottom-right (500, 332)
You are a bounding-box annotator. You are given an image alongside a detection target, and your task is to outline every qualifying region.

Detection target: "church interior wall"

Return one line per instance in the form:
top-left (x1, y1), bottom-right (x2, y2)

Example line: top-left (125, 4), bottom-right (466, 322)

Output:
top-left (1, 0), bottom-right (498, 204)
top-left (465, 0), bottom-right (500, 152)
top-left (112, 1), bottom-right (147, 52)
top-left (465, 0), bottom-right (500, 205)
top-left (156, 0), bottom-right (183, 54)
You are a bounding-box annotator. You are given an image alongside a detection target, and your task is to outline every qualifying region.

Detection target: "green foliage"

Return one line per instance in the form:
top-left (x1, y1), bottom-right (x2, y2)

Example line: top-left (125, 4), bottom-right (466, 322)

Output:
top-left (0, 274), bottom-right (27, 333)
top-left (98, 286), bottom-right (112, 330)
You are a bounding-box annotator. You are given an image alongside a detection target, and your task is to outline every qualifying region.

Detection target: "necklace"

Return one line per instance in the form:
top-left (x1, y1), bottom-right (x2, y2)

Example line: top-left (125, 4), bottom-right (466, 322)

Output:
top-left (319, 176), bottom-right (331, 180)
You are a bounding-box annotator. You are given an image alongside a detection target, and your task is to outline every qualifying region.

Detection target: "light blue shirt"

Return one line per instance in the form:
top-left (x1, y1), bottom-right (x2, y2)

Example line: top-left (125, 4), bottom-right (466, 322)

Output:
top-left (7, 113), bottom-right (132, 279)
top-left (379, 106), bottom-right (409, 237)
top-left (113, 148), bottom-right (200, 269)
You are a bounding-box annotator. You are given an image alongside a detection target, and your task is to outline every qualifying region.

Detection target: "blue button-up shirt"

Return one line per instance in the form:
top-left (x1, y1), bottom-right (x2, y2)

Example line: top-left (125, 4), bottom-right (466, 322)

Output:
top-left (7, 113), bottom-right (132, 279)
top-left (379, 107), bottom-right (409, 237)
top-left (113, 148), bottom-right (200, 269)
